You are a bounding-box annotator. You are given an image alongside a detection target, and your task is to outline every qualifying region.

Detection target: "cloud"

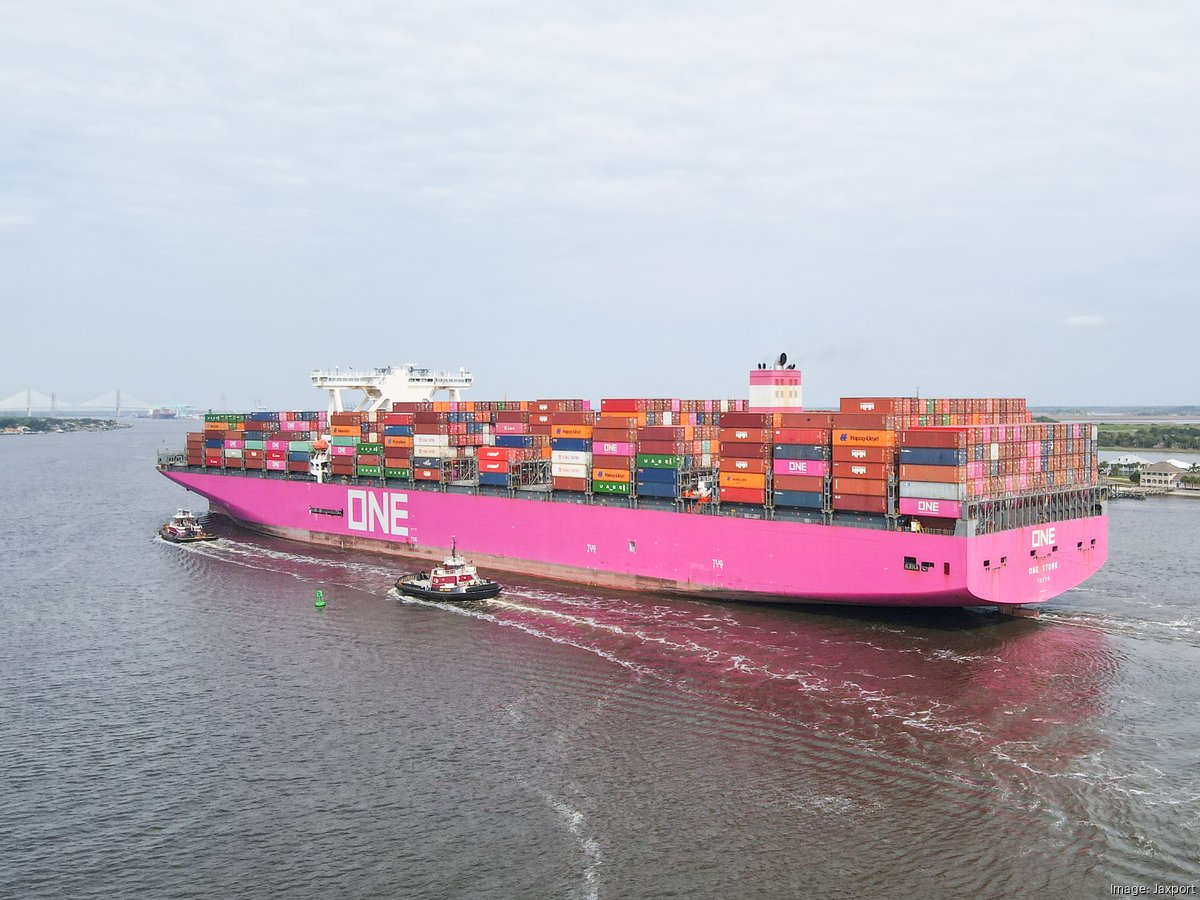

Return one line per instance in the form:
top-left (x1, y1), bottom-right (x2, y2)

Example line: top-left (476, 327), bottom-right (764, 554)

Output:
top-left (1062, 314), bottom-right (1107, 327)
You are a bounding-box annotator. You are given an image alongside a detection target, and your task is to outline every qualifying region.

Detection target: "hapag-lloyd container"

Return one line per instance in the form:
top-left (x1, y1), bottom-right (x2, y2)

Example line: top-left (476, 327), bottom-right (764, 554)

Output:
top-left (552, 462), bottom-right (589, 479)
top-left (551, 450), bottom-right (590, 466)
top-left (773, 459), bottom-right (830, 477)
top-left (899, 497), bottom-right (963, 519)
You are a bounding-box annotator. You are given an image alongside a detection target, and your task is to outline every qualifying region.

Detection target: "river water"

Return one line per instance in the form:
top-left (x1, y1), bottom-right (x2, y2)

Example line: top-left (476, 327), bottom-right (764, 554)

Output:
top-left (2, 421), bottom-right (1198, 898)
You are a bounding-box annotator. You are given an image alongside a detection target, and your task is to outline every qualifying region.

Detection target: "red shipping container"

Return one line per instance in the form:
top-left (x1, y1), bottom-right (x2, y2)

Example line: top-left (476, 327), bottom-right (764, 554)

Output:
top-left (287, 460), bottom-right (308, 473)
top-left (244, 458), bottom-right (265, 470)
top-left (479, 460), bottom-right (509, 474)
top-left (719, 442), bottom-right (772, 459)
top-left (831, 413), bottom-right (893, 430)
top-left (357, 453), bottom-right (382, 466)
top-left (779, 412), bottom-right (835, 429)
top-left (839, 397), bottom-right (908, 415)
top-left (637, 440), bottom-right (688, 455)
top-left (719, 427), bottom-right (772, 443)
top-left (719, 486), bottom-right (766, 504)
top-left (832, 494), bottom-right (888, 514)
top-left (384, 447), bottom-right (411, 460)
top-left (772, 428), bottom-right (831, 445)
top-left (415, 468), bottom-right (443, 482)
top-left (591, 454), bottom-right (634, 469)
top-left (593, 428), bottom-right (638, 442)
top-left (831, 477), bottom-right (888, 497)
top-left (774, 474), bottom-right (825, 492)
top-left (719, 412), bottom-right (773, 428)
top-left (552, 476), bottom-right (589, 491)
top-left (832, 461), bottom-right (890, 481)
top-left (831, 445), bottom-right (895, 464)
top-left (266, 450), bottom-right (287, 460)
top-left (551, 412), bottom-right (595, 425)
top-left (204, 455), bottom-right (222, 467)
top-left (640, 426), bottom-right (686, 440)
top-left (600, 399), bottom-right (644, 412)
top-left (596, 416), bottom-right (640, 429)
top-left (899, 429), bottom-right (968, 449)
top-left (719, 457), bottom-right (769, 474)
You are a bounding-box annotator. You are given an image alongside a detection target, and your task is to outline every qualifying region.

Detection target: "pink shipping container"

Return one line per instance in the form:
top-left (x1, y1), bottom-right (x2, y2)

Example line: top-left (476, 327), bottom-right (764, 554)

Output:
top-left (593, 441), bottom-right (636, 456)
top-left (225, 440), bottom-right (244, 450)
top-left (266, 460), bottom-right (287, 471)
top-left (496, 422), bottom-right (528, 435)
top-left (332, 446), bottom-right (356, 457)
top-left (899, 497), bottom-right (963, 519)
top-left (772, 459), bottom-right (830, 477)
top-left (266, 440), bottom-right (289, 451)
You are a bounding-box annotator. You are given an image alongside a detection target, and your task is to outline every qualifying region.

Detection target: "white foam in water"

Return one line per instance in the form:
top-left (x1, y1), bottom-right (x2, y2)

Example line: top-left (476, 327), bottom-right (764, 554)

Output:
top-left (536, 789), bottom-right (602, 900)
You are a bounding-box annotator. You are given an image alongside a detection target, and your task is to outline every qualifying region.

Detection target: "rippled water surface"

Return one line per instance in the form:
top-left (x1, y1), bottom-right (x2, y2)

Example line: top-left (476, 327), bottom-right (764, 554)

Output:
top-left (2, 422), bottom-right (1199, 898)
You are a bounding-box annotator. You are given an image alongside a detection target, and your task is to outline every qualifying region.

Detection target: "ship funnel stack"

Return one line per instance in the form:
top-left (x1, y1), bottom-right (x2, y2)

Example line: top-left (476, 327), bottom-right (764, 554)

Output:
top-left (310, 364), bottom-right (473, 414)
top-left (748, 353), bottom-right (802, 412)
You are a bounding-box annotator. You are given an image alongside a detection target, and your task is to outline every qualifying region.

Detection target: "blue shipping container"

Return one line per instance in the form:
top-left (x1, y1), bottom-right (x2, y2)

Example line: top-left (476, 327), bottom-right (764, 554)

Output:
top-left (495, 435), bottom-right (537, 448)
top-left (550, 438), bottom-right (590, 453)
top-left (773, 444), bottom-right (829, 461)
top-left (773, 490), bottom-right (823, 509)
top-left (636, 482), bottom-right (677, 498)
top-left (383, 425), bottom-right (414, 437)
top-left (413, 456), bottom-right (443, 469)
top-left (287, 451), bottom-right (309, 462)
top-left (636, 467), bottom-right (681, 484)
top-left (898, 447), bottom-right (966, 466)
top-left (479, 472), bottom-right (510, 486)
top-left (204, 438), bottom-right (224, 449)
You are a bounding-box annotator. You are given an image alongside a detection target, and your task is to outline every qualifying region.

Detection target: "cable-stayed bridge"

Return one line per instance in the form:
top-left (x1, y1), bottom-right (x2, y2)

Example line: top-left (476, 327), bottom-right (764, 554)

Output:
top-left (0, 388), bottom-right (173, 416)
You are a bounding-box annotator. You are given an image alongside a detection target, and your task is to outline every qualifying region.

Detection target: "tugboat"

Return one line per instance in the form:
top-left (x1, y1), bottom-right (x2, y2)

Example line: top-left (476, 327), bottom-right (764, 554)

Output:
top-left (394, 540), bottom-right (502, 601)
top-left (159, 508), bottom-right (217, 543)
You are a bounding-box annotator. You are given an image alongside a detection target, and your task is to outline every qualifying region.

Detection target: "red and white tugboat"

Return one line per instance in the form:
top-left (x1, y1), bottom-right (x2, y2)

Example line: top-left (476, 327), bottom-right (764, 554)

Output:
top-left (159, 508), bottom-right (217, 543)
top-left (394, 539), bottom-right (502, 601)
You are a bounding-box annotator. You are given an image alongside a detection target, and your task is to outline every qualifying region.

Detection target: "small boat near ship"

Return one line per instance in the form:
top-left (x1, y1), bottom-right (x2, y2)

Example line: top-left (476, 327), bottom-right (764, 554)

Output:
top-left (394, 541), bottom-right (502, 601)
top-left (159, 508), bottom-right (217, 543)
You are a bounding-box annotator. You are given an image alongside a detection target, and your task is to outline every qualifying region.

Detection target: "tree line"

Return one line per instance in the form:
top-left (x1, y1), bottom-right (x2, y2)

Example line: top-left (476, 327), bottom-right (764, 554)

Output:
top-left (1098, 425), bottom-right (1200, 450)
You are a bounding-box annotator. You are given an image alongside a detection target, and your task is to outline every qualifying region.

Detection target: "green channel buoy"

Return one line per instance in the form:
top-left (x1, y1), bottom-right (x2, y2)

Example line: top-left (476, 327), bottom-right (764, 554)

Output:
top-left (315, 589), bottom-right (326, 609)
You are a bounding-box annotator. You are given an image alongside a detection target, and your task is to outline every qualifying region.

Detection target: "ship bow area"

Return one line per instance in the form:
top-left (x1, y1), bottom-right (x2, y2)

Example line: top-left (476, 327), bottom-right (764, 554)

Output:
top-left (966, 515), bottom-right (1108, 606)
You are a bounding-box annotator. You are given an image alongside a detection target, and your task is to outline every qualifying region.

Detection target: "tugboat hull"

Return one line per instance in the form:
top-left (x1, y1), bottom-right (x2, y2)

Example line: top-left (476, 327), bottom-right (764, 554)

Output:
top-left (393, 579), bottom-right (502, 602)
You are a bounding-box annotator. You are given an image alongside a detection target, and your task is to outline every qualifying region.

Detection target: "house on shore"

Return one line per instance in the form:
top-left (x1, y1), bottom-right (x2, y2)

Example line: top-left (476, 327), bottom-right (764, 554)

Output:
top-left (1140, 461), bottom-right (1190, 490)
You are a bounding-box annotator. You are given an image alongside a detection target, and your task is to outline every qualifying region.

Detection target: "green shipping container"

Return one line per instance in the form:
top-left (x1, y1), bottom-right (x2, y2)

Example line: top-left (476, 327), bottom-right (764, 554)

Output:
top-left (204, 414), bottom-right (228, 423)
top-left (244, 440), bottom-right (265, 450)
top-left (636, 453), bottom-right (681, 469)
top-left (384, 467), bottom-right (412, 479)
top-left (331, 436), bottom-right (359, 446)
top-left (592, 480), bottom-right (631, 495)
top-left (356, 465), bottom-right (381, 477)
top-left (357, 442), bottom-right (384, 455)
top-left (288, 441), bottom-right (314, 452)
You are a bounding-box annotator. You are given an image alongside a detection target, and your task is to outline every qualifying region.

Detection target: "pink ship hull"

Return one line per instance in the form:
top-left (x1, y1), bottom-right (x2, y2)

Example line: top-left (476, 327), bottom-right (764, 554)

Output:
top-left (162, 471), bottom-right (1108, 608)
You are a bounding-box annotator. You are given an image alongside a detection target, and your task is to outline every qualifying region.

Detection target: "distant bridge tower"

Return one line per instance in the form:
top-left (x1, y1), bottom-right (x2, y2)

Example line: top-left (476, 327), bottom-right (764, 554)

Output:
top-left (26, 389), bottom-right (31, 418)
top-left (748, 353), bottom-right (803, 413)
top-left (310, 364), bottom-right (474, 414)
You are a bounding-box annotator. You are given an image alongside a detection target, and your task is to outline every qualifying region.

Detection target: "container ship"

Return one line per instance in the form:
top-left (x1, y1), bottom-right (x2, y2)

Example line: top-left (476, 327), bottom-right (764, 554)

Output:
top-left (157, 360), bottom-right (1108, 610)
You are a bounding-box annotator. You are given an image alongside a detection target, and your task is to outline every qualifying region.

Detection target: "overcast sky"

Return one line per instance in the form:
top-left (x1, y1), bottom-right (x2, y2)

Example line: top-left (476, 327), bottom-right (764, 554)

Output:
top-left (2, 1), bottom-right (1197, 410)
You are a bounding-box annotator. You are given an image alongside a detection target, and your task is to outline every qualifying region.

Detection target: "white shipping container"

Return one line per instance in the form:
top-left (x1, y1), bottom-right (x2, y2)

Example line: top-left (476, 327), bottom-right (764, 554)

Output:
top-left (551, 462), bottom-right (589, 479)
top-left (414, 434), bottom-right (451, 448)
top-left (551, 450), bottom-right (591, 466)
top-left (898, 480), bottom-right (966, 501)
top-left (223, 448), bottom-right (243, 459)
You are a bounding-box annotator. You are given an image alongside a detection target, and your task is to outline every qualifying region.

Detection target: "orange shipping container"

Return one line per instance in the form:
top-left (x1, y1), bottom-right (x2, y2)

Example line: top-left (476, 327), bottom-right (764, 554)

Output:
top-left (831, 477), bottom-right (888, 497)
top-left (899, 464), bottom-right (967, 483)
top-left (719, 471), bottom-right (767, 490)
top-left (552, 424), bottom-right (594, 439)
top-left (592, 468), bottom-right (631, 484)
top-left (833, 429), bottom-right (896, 448)
top-left (330, 425), bottom-right (360, 437)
